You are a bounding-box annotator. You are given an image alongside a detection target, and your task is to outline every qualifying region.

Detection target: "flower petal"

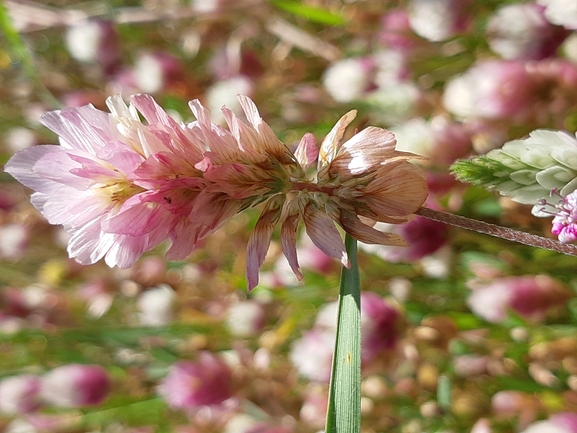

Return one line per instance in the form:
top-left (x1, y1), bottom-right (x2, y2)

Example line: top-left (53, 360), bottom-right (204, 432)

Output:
top-left (294, 133), bottom-right (318, 170)
top-left (280, 212), bottom-right (303, 281)
top-left (339, 210), bottom-right (408, 246)
top-left (246, 195), bottom-right (285, 290)
top-left (364, 164), bottom-right (428, 218)
top-left (318, 110), bottom-right (357, 170)
top-left (303, 204), bottom-right (349, 268)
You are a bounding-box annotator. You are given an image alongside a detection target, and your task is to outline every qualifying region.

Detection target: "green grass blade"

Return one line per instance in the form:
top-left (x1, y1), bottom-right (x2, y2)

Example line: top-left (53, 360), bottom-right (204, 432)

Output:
top-left (269, 0), bottom-right (346, 26)
top-left (325, 234), bottom-right (361, 433)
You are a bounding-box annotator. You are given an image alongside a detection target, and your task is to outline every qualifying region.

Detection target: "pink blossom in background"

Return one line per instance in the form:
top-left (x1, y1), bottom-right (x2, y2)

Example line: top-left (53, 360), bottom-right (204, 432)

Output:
top-left (133, 52), bottom-right (185, 95)
top-left (467, 275), bottom-right (572, 323)
top-left (443, 60), bottom-right (535, 121)
top-left (158, 352), bottom-right (233, 409)
top-left (521, 413), bottom-right (577, 433)
top-left (379, 9), bottom-right (420, 52)
top-left (392, 116), bottom-right (474, 166)
top-left (40, 364), bottom-right (110, 407)
top-left (360, 292), bottom-right (404, 363)
top-left (486, 3), bottom-right (568, 60)
top-left (65, 20), bottom-right (121, 75)
top-left (359, 216), bottom-right (449, 263)
top-left (299, 384), bottom-right (328, 429)
top-left (322, 57), bottom-right (376, 103)
top-left (289, 329), bottom-right (334, 383)
top-left (0, 375), bottom-right (41, 414)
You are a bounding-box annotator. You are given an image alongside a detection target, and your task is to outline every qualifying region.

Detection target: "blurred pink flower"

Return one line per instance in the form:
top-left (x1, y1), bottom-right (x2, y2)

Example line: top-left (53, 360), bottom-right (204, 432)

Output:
top-left (379, 9), bottom-right (420, 52)
top-left (486, 3), bottom-right (568, 60)
top-left (467, 275), bottom-right (572, 323)
top-left (299, 383), bottom-right (328, 429)
top-left (0, 375), bottom-right (41, 414)
top-left (158, 352), bottom-right (233, 409)
top-left (290, 329), bottom-right (334, 383)
top-left (522, 413), bottom-right (577, 433)
top-left (40, 364), bottom-right (110, 407)
top-left (359, 216), bottom-right (449, 263)
top-left (65, 20), bottom-right (121, 74)
top-left (443, 60), bottom-right (535, 120)
top-left (360, 292), bottom-right (404, 362)
top-left (133, 52), bottom-right (185, 94)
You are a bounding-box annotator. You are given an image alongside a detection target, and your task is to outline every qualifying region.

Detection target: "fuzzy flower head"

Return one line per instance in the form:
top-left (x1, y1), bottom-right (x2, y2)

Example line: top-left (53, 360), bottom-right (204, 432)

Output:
top-left (5, 94), bottom-right (427, 290)
top-left (452, 129), bottom-right (577, 208)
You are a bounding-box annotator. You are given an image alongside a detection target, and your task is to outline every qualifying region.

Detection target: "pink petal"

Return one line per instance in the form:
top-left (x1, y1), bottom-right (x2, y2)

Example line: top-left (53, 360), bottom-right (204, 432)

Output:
top-left (294, 133), bottom-right (318, 170)
top-left (318, 110), bottom-right (357, 170)
top-left (339, 210), bottom-right (408, 246)
top-left (246, 196), bottom-right (284, 290)
top-left (41, 105), bottom-right (116, 154)
top-left (103, 195), bottom-right (168, 236)
top-left (66, 219), bottom-right (115, 265)
top-left (303, 204), bottom-right (349, 268)
top-left (364, 164), bottom-right (428, 217)
top-left (280, 212), bottom-right (303, 280)
top-left (5, 146), bottom-right (93, 192)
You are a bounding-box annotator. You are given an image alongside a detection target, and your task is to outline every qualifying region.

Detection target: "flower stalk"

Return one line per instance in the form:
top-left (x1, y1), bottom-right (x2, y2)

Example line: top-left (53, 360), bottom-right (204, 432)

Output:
top-left (326, 233), bottom-right (361, 433)
top-left (416, 206), bottom-right (577, 256)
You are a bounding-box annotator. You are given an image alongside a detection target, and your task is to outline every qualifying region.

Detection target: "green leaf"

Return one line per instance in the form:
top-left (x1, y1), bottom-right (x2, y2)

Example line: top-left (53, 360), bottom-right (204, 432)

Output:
top-left (326, 234), bottom-right (361, 433)
top-left (451, 157), bottom-right (513, 188)
top-left (269, 0), bottom-right (346, 26)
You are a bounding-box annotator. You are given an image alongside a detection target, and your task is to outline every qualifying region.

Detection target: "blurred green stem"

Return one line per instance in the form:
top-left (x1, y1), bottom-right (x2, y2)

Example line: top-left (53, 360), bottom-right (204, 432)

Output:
top-left (0, 0), bottom-right (60, 108)
top-left (325, 234), bottom-right (361, 433)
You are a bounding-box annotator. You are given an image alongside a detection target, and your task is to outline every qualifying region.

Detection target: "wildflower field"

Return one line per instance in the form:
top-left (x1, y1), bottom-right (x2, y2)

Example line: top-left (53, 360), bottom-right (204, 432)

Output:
top-left (2, 1), bottom-right (577, 432)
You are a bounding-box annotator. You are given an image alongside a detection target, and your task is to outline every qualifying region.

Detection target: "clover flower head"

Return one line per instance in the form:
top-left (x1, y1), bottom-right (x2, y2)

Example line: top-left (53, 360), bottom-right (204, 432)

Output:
top-left (5, 94), bottom-right (428, 290)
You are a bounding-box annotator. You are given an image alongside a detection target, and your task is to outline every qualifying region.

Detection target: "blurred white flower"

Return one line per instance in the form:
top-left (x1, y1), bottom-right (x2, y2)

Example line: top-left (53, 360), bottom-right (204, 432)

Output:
top-left (537, 0), bottom-right (577, 30)
top-left (205, 75), bottom-right (254, 124)
top-left (408, 0), bottom-right (471, 42)
top-left (137, 284), bottom-right (176, 326)
top-left (225, 300), bottom-right (265, 337)
top-left (322, 58), bottom-right (374, 103)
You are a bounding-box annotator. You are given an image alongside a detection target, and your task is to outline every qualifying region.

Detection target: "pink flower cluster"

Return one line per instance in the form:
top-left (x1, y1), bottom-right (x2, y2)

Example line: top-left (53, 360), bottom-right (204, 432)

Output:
top-left (0, 364), bottom-right (110, 415)
top-left (5, 95), bottom-right (427, 289)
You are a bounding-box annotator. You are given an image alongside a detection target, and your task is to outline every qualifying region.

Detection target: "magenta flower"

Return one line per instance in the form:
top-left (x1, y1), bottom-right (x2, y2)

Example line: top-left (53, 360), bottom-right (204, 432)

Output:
top-left (551, 190), bottom-right (577, 243)
top-left (40, 364), bottom-right (110, 407)
top-left (158, 352), bottom-right (232, 409)
top-left (467, 275), bottom-right (572, 323)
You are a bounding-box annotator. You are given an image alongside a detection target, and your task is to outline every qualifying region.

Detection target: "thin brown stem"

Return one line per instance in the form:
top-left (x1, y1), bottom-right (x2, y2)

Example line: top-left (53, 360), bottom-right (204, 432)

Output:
top-left (416, 206), bottom-right (577, 257)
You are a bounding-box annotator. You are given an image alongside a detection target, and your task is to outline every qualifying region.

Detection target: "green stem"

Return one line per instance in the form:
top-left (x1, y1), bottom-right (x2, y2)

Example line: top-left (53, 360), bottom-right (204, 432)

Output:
top-left (0, 0), bottom-right (60, 109)
top-left (325, 234), bottom-right (361, 433)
